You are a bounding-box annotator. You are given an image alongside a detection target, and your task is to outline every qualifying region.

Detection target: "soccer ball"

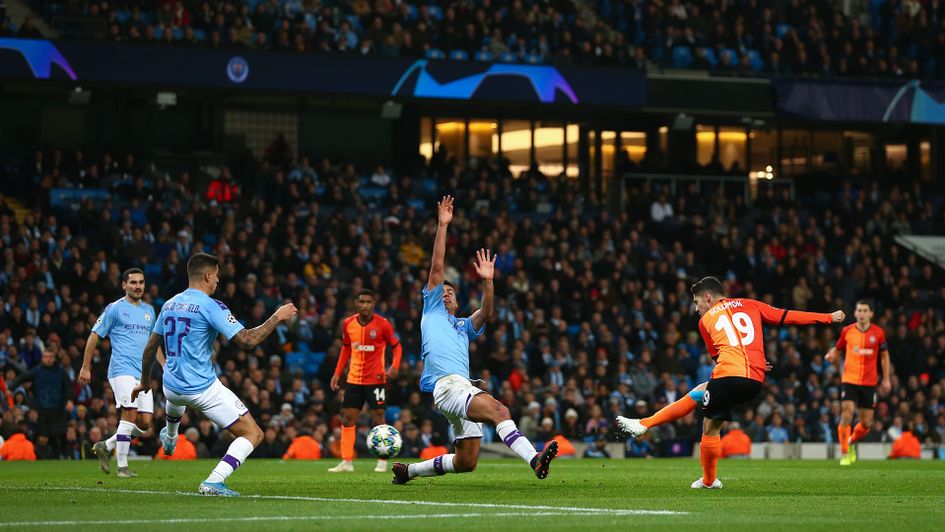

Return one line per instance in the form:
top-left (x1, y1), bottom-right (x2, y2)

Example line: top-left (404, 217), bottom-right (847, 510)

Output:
top-left (366, 424), bottom-right (402, 458)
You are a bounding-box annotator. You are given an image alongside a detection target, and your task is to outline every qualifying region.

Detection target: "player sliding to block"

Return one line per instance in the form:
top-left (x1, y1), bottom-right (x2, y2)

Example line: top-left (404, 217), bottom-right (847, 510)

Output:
top-left (132, 253), bottom-right (297, 497)
top-left (615, 277), bottom-right (844, 489)
top-left (391, 195), bottom-right (558, 485)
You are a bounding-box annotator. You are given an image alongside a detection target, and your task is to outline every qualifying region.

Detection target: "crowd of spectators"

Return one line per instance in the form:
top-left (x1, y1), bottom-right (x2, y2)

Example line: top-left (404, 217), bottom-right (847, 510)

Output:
top-left (1, 138), bottom-right (944, 464)
top-left (6, 0), bottom-right (943, 80)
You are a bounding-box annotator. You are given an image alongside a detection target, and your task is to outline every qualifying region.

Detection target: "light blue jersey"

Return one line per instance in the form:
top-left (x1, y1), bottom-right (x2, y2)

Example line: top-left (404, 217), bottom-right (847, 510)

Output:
top-left (92, 297), bottom-right (156, 380)
top-left (419, 283), bottom-right (485, 392)
top-left (154, 288), bottom-right (244, 395)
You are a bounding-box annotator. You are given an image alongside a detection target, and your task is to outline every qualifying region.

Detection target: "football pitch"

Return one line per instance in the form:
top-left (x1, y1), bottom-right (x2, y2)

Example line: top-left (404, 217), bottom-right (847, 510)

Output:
top-left (1, 459), bottom-right (944, 530)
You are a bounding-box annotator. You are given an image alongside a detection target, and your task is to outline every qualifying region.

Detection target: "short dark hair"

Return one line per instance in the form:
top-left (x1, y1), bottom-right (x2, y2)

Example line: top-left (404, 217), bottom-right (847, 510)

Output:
top-left (121, 268), bottom-right (144, 283)
top-left (856, 300), bottom-right (874, 311)
top-left (357, 289), bottom-right (376, 299)
top-left (187, 253), bottom-right (219, 280)
top-left (690, 276), bottom-right (725, 298)
top-left (443, 280), bottom-right (455, 289)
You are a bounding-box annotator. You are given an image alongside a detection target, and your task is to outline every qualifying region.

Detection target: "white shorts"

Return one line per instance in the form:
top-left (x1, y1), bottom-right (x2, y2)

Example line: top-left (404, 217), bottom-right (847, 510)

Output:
top-left (164, 378), bottom-right (249, 429)
top-left (109, 375), bottom-right (154, 414)
top-left (433, 374), bottom-right (484, 442)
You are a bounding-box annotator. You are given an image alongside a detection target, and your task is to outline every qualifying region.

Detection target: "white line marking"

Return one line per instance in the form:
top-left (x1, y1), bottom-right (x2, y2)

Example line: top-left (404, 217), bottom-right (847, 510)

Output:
top-left (0, 510), bottom-right (665, 527)
top-left (0, 485), bottom-right (686, 516)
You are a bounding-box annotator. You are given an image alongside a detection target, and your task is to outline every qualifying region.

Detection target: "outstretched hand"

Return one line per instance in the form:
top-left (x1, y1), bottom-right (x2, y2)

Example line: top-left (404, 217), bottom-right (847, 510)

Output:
top-left (830, 310), bottom-right (846, 323)
top-left (474, 248), bottom-right (497, 280)
top-left (437, 195), bottom-right (454, 225)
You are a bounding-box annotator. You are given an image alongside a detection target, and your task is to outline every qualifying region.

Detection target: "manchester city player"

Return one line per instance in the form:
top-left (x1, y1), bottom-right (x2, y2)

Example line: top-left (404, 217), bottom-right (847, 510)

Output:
top-left (80, 268), bottom-right (165, 477)
top-left (132, 253), bottom-right (297, 496)
top-left (391, 195), bottom-right (557, 485)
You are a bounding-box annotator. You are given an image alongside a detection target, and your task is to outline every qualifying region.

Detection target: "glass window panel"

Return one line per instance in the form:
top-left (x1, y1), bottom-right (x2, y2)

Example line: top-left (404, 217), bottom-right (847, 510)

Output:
top-left (502, 120), bottom-right (532, 177)
top-left (780, 129), bottom-right (810, 177)
top-left (717, 127), bottom-right (746, 174)
top-left (535, 122), bottom-right (564, 177)
top-left (565, 124), bottom-right (579, 178)
top-left (921, 140), bottom-right (931, 181)
top-left (601, 130), bottom-right (616, 177)
top-left (435, 119), bottom-right (465, 162)
top-left (468, 120), bottom-right (497, 159)
top-left (749, 129), bottom-right (776, 175)
top-left (420, 117), bottom-right (433, 163)
top-left (620, 131), bottom-right (646, 165)
top-left (811, 131), bottom-right (842, 173)
top-left (885, 144), bottom-right (907, 171)
top-left (696, 125), bottom-right (715, 167)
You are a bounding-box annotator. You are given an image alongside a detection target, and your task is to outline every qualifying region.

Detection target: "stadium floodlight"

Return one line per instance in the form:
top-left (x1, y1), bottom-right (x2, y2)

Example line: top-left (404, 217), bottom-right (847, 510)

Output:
top-left (156, 92), bottom-right (178, 108)
top-left (67, 86), bottom-right (90, 105)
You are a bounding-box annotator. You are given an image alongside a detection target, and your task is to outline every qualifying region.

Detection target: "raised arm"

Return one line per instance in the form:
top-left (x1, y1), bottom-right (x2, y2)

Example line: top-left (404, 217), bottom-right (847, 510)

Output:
top-left (78, 332), bottom-right (101, 386)
top-left (131, 332), bottom-right (163, 401)
top-left (231, 303), bottom-right (298, 349)
top-left (471, 248), bottom-right (497, 331)
top-left (427, 195), bottom-right (453, 291)
top-left (758, 303), bottom-right (845, 326)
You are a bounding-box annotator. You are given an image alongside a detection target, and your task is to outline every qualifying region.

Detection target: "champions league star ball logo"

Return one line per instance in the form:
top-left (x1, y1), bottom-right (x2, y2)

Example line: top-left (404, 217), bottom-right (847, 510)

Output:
top-left (227, 56), bottom-right (249, 84)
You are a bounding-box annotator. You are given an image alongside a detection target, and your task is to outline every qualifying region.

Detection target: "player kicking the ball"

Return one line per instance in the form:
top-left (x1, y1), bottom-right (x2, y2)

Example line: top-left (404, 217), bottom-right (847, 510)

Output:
top-left (616, 277), bottom-right (843, 489)
top-left (131, 253), bottom-right (297, 496)
top-left (391, 196), bottom-right (557, 485)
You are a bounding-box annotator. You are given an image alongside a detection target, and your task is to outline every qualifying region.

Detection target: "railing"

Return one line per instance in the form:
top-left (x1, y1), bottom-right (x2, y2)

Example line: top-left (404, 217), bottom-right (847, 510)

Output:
top-left (615, 172), bottom-right (796, 211)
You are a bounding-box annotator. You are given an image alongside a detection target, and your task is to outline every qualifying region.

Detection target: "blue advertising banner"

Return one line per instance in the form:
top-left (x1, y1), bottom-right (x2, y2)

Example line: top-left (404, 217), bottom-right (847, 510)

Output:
top-left (0, 38), bottom-right (645, 107)
top-left (773, 78), bottom-right (945, 125)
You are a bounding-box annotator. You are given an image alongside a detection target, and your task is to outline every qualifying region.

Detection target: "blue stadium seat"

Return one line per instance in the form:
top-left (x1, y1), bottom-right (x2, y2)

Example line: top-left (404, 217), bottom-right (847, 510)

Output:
top-left (311, 352), bottom-right (326, 365)
top-left (775, 23), bottom-right (792, 38)
top-left (115, 10), bottom-right (130, 24)
top-left (672, 45), bottom-right (693, 68)
top-left (285, 352), bottom-right (305, 374)
top-left (474, 50), bottom-right (494, 62)
top-left (747, 49), bottom-right (764, 70)
top-left (702, 47), bottom-right (719, 68)
top-left (406, 198), bottom-right (426, 210)
top-left (172, 27), bottom-right (183, 40)
top-left (360, 187), bottom-right (389, 201)
top-left (385, 406), bottom-right (401, 424)
top-left (144, 263), bottom-right (162, 277)
top-left (407, 4), bottom-right (418, 20)
top-left (498, 52), bottom-right (517, 63)
top-left (449, 49), bottom-right (469, 61)
top-left (567, 324), bottom-right (581, 336)
top-left (428, 5), bottom-right (443, 20)
top-left (525, 53), bottom-right (543, 64)
top-left (193, 29), bottom-right (206, 41)
top-left (719, 48), bottom-right (737, 66)
top-left (425, 48), bottom-right (446, 60)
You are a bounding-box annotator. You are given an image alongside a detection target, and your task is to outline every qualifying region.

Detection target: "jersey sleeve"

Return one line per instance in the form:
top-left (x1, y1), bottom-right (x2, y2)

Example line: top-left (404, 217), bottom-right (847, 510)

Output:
top-left (835, 326), bottom-right (848, 350)
top-left (341, 318), bottom-right (352, 347)
top-left (878, 328), bottom-right (889, 351)
top-left (754, 300), bottom-right (832, 326)
top-left (152, 306), bottom-right (167, 336)
top-left (463, 315), bottom-right (485, 339)
top-left (91, 304), bottom-right (116, 337)
top-left (148, 304), bottom-right (158, 333)
top-left (384, 319), bottom-right (400, 347)
top-left (204, 299), bottom-right (245, 341)
top-left (421, 284), bottom-right (446, 314)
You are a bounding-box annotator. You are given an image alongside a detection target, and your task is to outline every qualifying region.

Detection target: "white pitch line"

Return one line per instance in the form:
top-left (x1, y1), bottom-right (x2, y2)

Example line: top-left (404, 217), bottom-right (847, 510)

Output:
top-left (0, 485), bottom-right (687, 516)
top-left (0, 510), bottom-right (660, 527)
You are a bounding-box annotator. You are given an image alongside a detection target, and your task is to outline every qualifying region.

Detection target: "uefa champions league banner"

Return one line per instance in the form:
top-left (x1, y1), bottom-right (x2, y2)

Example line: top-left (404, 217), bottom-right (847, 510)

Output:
top-left (0, 38), bottom-right (645, 107)
top-left (773, 78), bottom-right (945, 125)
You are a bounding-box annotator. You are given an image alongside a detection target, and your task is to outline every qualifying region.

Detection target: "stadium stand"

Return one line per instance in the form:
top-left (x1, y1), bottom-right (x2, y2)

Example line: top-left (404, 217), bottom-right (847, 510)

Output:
top-left (3, 0), bottom-right (942, 79)
top-left (1, 140), bottom-right (943, 460)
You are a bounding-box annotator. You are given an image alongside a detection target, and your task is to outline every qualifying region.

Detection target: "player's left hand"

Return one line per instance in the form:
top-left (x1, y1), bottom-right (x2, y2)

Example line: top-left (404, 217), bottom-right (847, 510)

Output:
top-left (130, 383), bottom-right (148, 402)
top-left (830, 310), bottom-right (846, 323)
top-left (473, 248), bottom-right (497, 280)
top-left (386, 366), bottom-right (398, 379)
top-left (881, 379), bottom-right (892, 395)
top-left (765, 360), bottom-right (774, 373)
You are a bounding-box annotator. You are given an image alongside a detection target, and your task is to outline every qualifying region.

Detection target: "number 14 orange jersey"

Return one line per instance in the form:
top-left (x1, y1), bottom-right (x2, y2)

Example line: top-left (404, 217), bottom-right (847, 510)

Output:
top-left (698, 298), bottom-right (833, 382)
top-left (335, 314), bottom-right (403, 386)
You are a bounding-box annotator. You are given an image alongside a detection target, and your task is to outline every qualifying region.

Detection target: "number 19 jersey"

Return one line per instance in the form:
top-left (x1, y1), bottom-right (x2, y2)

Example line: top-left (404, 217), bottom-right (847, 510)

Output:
top-left (698, 298), bottom-right (833, 382)
top-left (153, 288), bottom-right (245, 395)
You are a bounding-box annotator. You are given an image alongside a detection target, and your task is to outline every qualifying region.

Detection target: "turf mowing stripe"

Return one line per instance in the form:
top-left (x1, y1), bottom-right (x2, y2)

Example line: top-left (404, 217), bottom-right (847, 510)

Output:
top-left (0, 510), bottom-right (678, 527)
top-left (0, 485), bottom-right (687, 516)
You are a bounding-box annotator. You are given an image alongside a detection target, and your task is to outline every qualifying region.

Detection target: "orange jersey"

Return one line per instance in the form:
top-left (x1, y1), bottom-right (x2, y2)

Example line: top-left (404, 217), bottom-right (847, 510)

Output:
top-left (335, 313), bottom-right (402, 386)
top-left (699, 298), bottom-right (833, 382)
top-left (836, 323), bottom-right (887, 386)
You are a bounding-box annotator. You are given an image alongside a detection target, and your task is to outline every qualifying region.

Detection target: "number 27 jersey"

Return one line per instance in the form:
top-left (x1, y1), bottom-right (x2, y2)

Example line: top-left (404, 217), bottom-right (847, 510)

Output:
top-left (698, 298), bottom-right (833, 382)
top-left (153, 288), bottom-right (245, 395)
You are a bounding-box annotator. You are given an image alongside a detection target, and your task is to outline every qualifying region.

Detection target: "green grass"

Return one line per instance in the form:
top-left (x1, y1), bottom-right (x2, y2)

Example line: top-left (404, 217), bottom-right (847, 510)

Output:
top-left (1, 458), bottom-right (944, 530)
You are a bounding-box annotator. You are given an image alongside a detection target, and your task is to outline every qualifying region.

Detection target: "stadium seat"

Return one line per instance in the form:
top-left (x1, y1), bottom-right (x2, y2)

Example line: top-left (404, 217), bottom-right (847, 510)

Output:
top-left (474, 50), bottom-right (494, 62)
top-left (775, 23), bottom-right (792, 38)
top-left (425, 48), bottom-right (446, 60)
top-left (285, 352), bottom-right (306, 374)
top-left (385, 406), bottom-right (401, 424)
top-left (193, 29), bottom-right (206, 41)
top-left (172, 27), bottom-right (183, 40)
top-left (449, 49), bottom-right (469, 61)
top-left (702, 47), bottom-right (719, 68)
top-left (719, 48), bottom-right (737, 65)
top-left (672, 45), bottom-right (693, 68)
top-left (525, 53), bottom-right (543, 64)
top-left (747, 50), bottom-right (764, 71)
top-left (428, 5), bottom-right (443, 20)
top-left (498, 52), bottom-right (517, 63)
